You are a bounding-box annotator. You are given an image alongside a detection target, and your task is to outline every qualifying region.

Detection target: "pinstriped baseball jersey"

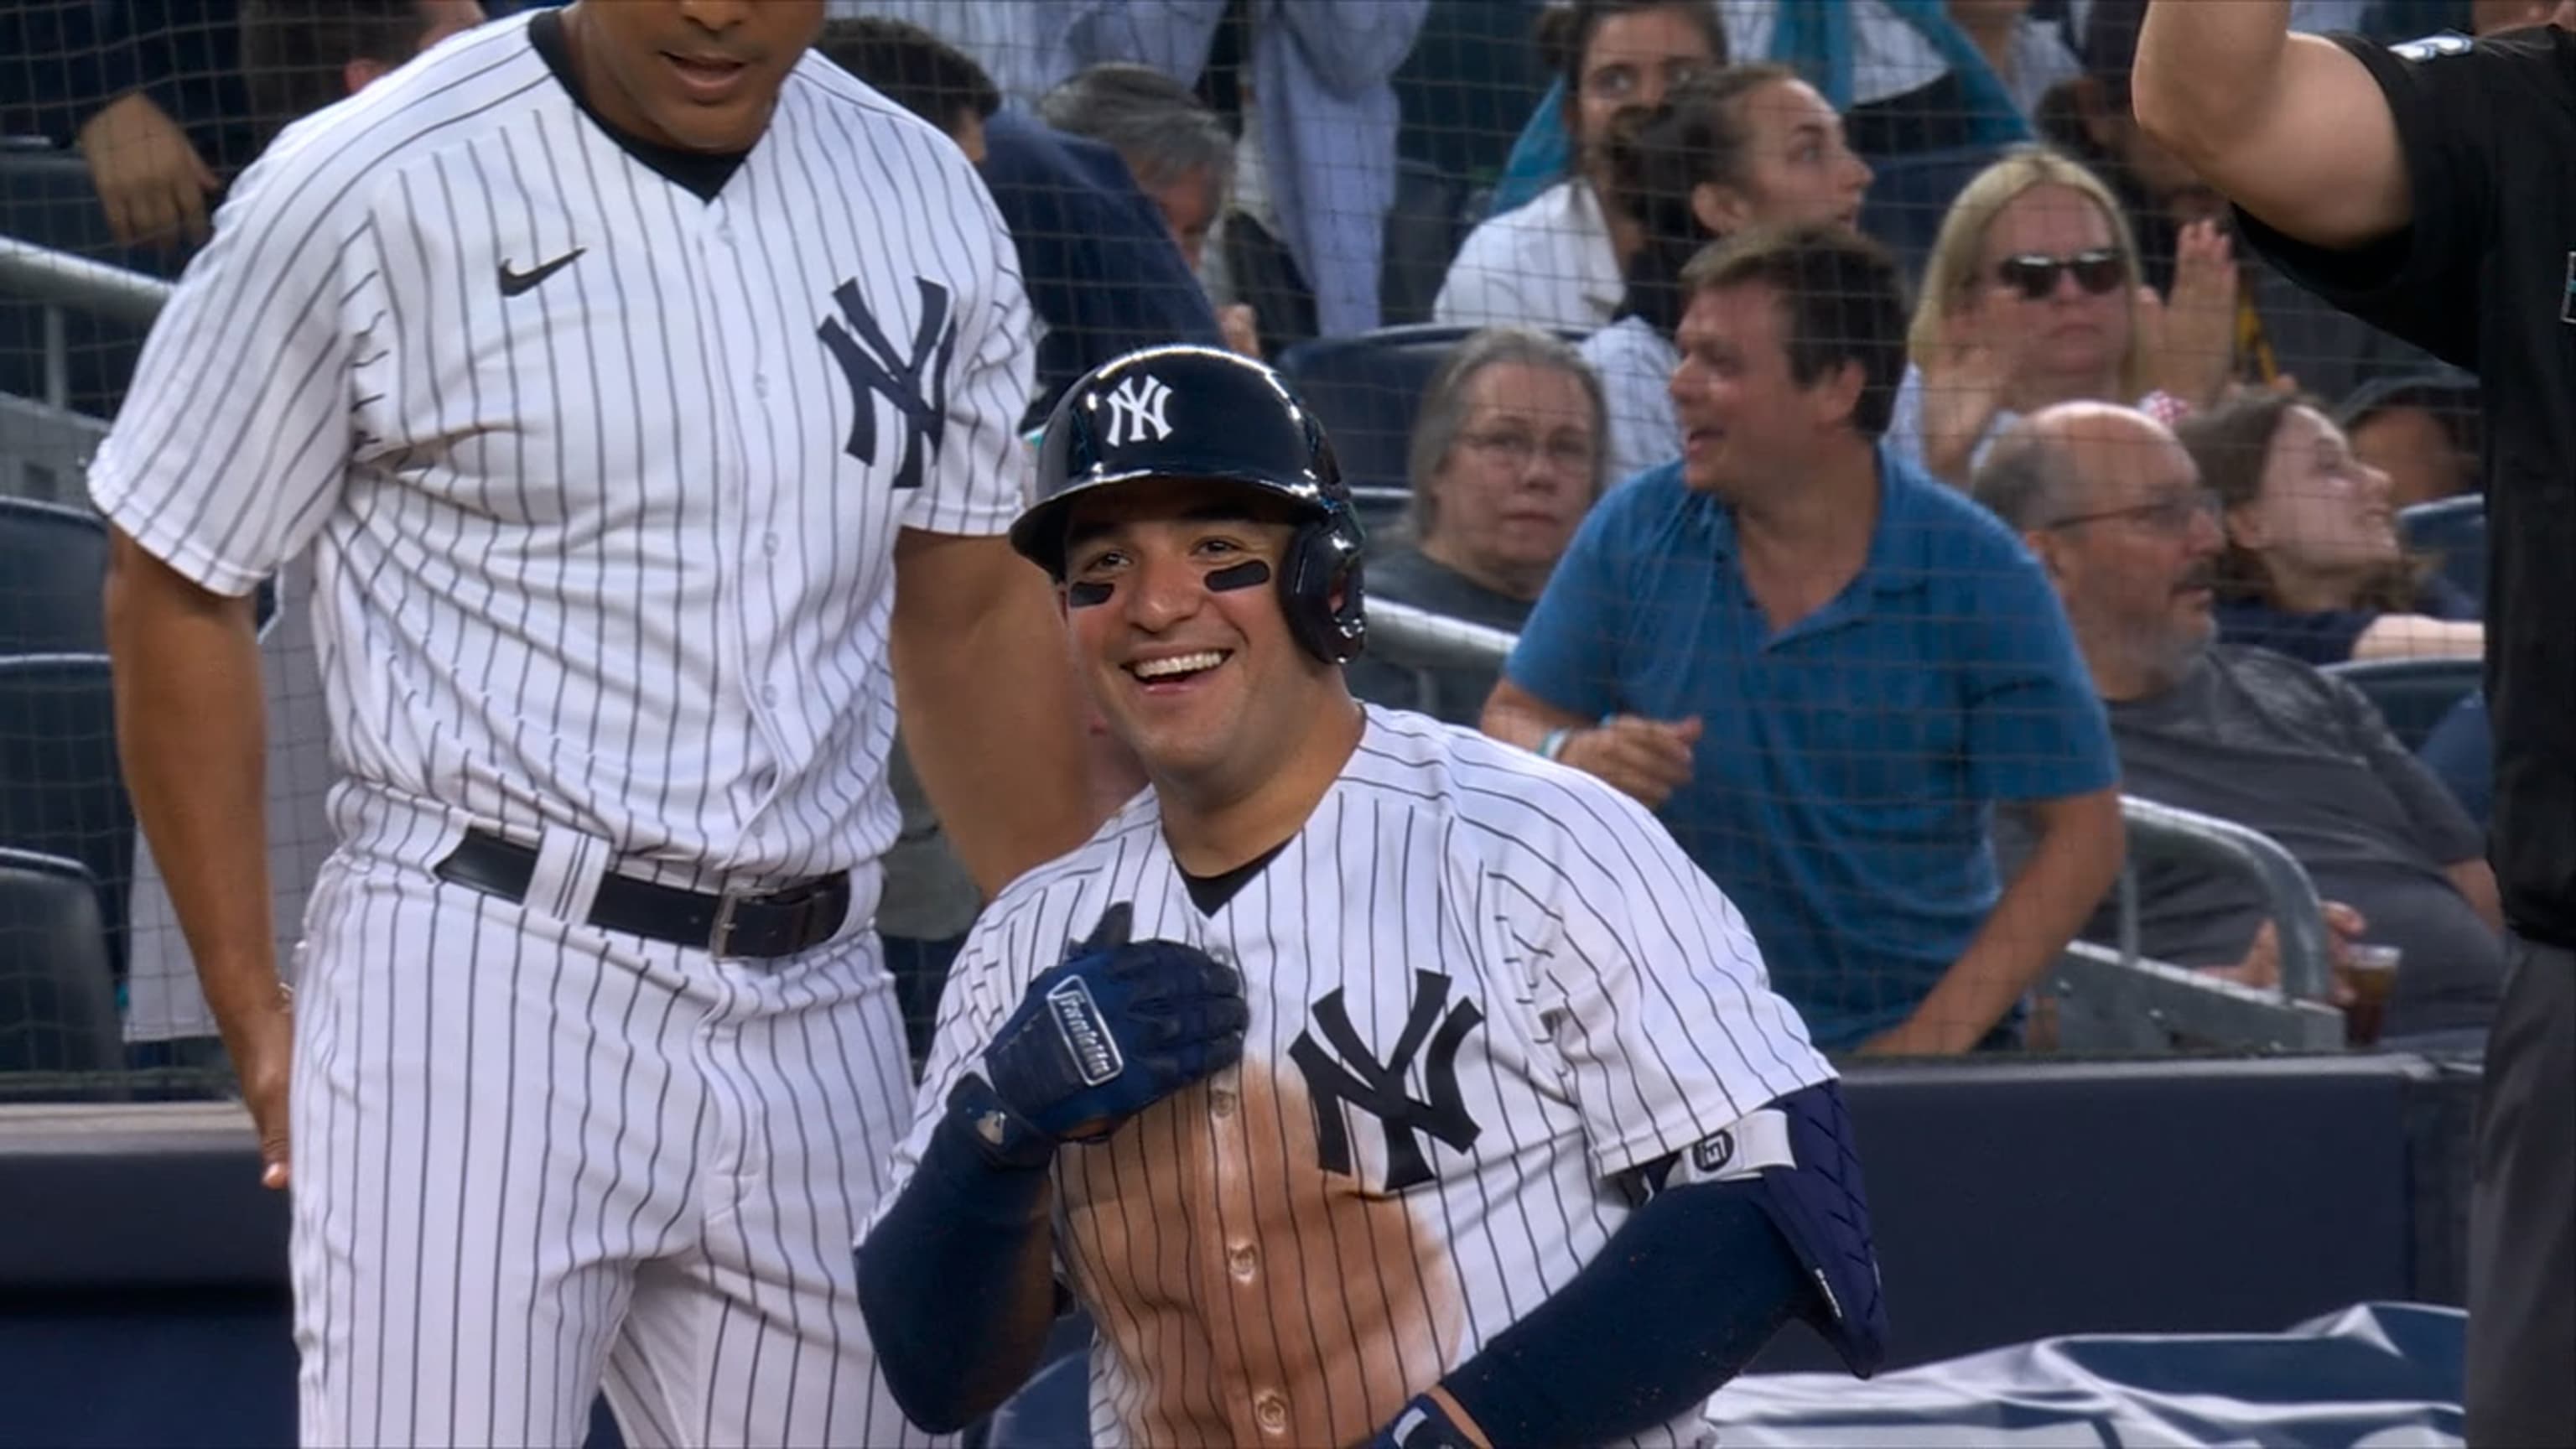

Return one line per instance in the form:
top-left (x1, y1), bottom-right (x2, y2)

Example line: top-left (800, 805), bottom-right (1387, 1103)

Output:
top-left (881, 707), bottom-right (1835, 1449)
top-left (88, 11), bottom-right (1032, 901)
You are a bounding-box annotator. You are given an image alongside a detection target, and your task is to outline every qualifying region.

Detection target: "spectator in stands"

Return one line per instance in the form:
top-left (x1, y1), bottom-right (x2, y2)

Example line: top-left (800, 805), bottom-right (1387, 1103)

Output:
top-left (1344, 328), bottom-right (1607, 725)
top-left (238, 0), bottom-right (486, 152)
top-left (2340, 370), bottom-right (2483, 512)
top-left (1976, 402), bottom-right (2504, 1046)
top-left (2179, 392), bottom-right (2483, 665)
top-left (1435, 0), bottom-right (1728, 333)
top-left (1482, 224), bottom-right (2124, 1055)
top-left (2034, 0), bottom-right (2435, 404)
top-left (817, 18), bottom-right (1225, 424)
top-left (1036, 62), bottom-right (1260, 356)
top-left (1888, 145), bottom-right (2231, 486)
top-left (1581, 65), bottom-right (1872, 484)
top-left (2419, 688), bottom-right (2494, 830)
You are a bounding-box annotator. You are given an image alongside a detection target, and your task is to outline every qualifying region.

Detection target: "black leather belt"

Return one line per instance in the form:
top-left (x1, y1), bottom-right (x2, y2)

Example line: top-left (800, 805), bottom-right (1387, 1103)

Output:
top-left (433, 828), bottom-right (850, 960)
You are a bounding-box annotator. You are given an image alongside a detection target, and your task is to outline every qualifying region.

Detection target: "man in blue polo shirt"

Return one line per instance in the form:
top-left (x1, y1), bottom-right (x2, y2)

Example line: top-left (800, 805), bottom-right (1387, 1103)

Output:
top-left (1481, 224), bottom-right (2125, 1054)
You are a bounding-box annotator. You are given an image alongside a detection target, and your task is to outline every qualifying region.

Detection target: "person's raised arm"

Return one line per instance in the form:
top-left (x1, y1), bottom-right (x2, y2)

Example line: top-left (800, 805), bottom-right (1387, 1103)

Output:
top-left (2132, 0), bottom-right (2411, 249)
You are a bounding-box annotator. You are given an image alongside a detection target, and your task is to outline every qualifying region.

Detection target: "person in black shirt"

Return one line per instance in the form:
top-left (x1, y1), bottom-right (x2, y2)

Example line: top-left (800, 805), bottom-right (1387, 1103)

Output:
top-left (2135, 9), bottom-right (2574, 1443)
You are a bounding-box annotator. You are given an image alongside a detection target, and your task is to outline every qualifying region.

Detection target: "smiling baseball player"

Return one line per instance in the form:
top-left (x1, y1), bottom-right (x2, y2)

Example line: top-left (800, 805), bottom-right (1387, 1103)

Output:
top-left (856, 345), bottom-right (1888, 1449)
top-left (90, 2), bottom-right (1098, 1445)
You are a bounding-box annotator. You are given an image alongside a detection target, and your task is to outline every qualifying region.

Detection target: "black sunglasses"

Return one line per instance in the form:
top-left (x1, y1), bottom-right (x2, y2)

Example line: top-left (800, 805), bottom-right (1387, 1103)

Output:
top-left (1995, 249), bottom-right (2128, 301)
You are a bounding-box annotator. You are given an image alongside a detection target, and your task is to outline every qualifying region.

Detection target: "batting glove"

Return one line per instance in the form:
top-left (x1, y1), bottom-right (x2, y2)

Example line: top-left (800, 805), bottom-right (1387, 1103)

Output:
top-left (975, 903), bottom-right (1247, 1151)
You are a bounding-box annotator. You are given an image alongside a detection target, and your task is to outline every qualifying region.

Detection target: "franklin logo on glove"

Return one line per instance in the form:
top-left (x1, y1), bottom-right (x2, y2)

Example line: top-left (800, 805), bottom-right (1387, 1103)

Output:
top-left (1046, 977), bottom-right (1124, 1087)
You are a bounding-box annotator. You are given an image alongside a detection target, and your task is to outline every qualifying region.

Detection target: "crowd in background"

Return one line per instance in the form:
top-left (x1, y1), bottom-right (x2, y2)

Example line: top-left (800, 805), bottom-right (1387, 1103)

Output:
top-left (1, 0), bottom-right (2556, 1070)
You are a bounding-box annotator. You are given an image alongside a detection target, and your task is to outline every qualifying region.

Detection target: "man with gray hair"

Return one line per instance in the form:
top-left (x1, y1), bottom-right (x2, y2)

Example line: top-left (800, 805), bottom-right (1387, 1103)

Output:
top-left (1977, 402), bottom-right (2504, 1044)
top-left (1343, 327), bottom-right (1608, 724)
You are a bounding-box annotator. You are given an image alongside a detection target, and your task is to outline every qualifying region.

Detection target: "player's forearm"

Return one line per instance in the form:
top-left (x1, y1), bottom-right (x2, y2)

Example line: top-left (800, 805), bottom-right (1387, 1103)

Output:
top-left (892, 553), bottom-right (1098, 897)
top-left (1431, 1182), bottom-right (1811, 1446)
top-left (855, 1107), bottom-right (1061, 1433)
top-left (1883, 791), bottom-right (2125, 1054)
top-left (101, 536), bottom-right (280, 1034)
top-left (2133, 1), bottom-right (2297, 158)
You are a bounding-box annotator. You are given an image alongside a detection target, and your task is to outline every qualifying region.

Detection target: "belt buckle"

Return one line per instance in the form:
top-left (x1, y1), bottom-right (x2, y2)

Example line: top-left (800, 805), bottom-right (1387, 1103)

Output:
top-left (707, 888), bottom-right (746, 958)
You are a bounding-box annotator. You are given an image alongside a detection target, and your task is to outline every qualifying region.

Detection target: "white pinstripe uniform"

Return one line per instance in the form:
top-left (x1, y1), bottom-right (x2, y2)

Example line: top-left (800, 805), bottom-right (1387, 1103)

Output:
top-left (877, 707), bottom-right (1836, 1449)
top-left (86, 13), bottom-right (1028, 1446)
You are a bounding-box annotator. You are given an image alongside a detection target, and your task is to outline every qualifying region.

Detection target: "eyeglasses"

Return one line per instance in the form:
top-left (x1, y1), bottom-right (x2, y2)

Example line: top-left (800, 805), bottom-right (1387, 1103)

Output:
top-left (1994, 249), bottom-right (2128, 301)
top-left (2045, 489), bottom-right (2220, 535)
top-left (1462, 428), bottom-right (1596, 474)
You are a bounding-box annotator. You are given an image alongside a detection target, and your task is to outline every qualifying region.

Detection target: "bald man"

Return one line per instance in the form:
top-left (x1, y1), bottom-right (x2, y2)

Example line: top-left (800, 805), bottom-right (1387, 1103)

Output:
top-left (1976, 402), bottom-right (2505, 1046)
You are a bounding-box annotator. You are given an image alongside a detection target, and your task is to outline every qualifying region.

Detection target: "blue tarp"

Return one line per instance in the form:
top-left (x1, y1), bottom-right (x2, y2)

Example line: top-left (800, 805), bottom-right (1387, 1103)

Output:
top-left (1704, 1303), bottom-right (2464, 1447)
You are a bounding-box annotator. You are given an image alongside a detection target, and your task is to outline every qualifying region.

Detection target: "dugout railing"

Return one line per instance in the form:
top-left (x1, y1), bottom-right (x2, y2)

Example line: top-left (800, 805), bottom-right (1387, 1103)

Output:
top-left (3, 231), bottom-right (2343, 1063)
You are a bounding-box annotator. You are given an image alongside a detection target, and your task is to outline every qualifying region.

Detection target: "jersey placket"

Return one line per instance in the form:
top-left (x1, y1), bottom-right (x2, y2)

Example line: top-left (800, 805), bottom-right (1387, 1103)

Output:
top-left (694, 189), bottom-right (802, 843)
top-left (1182, 922), bottom-right (1279, 1446)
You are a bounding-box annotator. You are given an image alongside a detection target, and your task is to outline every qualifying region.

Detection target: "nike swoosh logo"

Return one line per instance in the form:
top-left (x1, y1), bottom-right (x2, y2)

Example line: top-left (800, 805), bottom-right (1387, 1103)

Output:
top-left (499, 247), bottom-right (585, 297)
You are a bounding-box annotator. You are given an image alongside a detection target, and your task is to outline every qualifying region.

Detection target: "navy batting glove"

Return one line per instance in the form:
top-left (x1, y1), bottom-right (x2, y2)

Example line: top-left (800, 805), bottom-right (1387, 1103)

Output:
top-left (1368, 1391), bottom-right (1486, 1449)
top-left (979, 904), bottom-right (1247, 1145)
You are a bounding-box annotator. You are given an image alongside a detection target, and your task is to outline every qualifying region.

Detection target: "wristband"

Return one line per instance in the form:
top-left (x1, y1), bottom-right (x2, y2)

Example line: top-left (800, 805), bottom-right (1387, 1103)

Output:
top-left (1536, 727), bottom-right (1571, 761)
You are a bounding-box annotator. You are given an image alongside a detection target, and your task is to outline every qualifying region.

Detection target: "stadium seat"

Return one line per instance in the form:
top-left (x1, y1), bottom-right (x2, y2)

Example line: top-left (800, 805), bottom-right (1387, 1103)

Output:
top-left (0, 655), bottom-right (134, 981)
top-left (0, 496), bottom-right (108, 654)
top-left (1380, 159), bottom-right (1472, 328)
top-left (1856, 143), bottom-right (2004, 283)
top-left (0, 847), bottom-right (122, 1076)
top-left (1280, 322), bottom-right (1571, 504)
top-left (2321, 655), bottom-right (2484, 752)
top-left (2398, 495), bottom-right (2486, 604)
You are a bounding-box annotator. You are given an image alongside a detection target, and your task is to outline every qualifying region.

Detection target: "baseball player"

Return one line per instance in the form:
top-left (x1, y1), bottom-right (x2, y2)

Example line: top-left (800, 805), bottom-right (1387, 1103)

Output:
top-left (856, 345), bottom-right (1888, 1449)
top-left (91, 3), bottom-right (1097, 1446)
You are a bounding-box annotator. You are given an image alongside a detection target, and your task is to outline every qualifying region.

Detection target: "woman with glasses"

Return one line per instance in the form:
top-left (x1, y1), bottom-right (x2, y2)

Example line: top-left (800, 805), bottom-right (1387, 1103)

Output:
top-left (1433, 0), bottom-right (1727, 333)
top-left (1891, 146), bottom-right (2237, 484)
top-left (2179, 392), bottom-right (2482, 665)
top-left (1579, 65), bottom-right (1874, 486)
top-left (1343, 328), bottom-right (1609, 724)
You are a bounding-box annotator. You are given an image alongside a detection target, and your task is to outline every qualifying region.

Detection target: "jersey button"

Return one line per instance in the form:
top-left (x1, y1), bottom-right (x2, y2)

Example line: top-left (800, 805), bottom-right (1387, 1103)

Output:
top-left (1226, 1242), bottom-right (1257, 1280)
top-left (761, 532), bottom-right (781, 558)
top-left (761, 684), bottom-right (779, 707)
top-left (752, 374), bottom-right (770, 398)
top-left (1209, 1087), bottom-right (1237, 1118)
top-left (1252, 1393), bottom-right (1289, 1436)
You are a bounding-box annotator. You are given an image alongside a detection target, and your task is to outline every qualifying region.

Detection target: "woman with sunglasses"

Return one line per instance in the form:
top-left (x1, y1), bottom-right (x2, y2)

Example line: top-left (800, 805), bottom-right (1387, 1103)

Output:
top-left (2179, 391), bottom-right (2482, 666)
top-left (1577, 64), bottom-right (1873, 485)
top-left (1890, 146), bottom-right (2237, 485)
top-left (1433, 0), bottom-right (1727, 333)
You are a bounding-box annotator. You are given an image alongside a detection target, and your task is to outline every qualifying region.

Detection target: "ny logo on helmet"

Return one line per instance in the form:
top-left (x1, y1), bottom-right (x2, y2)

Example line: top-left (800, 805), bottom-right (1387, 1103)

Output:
top-left (1102, 374), bottom-right (1174, 449)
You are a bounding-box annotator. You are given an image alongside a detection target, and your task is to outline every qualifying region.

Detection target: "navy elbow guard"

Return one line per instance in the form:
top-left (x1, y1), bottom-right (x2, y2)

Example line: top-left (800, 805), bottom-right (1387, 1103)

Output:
top-left (1641, 1079), bottom-right (1889, 1376)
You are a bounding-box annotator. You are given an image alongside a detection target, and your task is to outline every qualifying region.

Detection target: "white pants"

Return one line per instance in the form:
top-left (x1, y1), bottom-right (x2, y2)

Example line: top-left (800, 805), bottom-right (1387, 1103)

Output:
top-left (287, 787), bottom-right (933, 1448)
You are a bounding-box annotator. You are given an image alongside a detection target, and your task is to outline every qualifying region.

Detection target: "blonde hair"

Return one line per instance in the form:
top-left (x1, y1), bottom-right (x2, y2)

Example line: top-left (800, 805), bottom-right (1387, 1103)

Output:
top-left (1906, 146), bottom-right (2148, 404)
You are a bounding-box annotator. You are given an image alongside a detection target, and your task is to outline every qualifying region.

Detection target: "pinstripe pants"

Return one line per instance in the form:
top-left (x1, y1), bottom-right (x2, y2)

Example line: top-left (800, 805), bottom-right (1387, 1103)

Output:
top-left (286, 787), bottom-right (938, 1448)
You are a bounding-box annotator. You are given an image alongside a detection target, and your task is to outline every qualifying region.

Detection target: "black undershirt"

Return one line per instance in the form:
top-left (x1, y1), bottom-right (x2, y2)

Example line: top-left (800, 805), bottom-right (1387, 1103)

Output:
top-left (1179, 839), bottom-right (1290, 916)
top-left (527, 8), bottom-right (749, 202)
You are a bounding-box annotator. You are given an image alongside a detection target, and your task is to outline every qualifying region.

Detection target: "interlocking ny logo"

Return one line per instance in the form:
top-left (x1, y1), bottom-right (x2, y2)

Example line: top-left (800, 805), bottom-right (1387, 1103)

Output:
top-left (816, 277), bottom-right (956, 489)
top-left (1101, 373), bottom-right (1173, 448)
top-left (1290, 970), bottom-right (1483, 1192)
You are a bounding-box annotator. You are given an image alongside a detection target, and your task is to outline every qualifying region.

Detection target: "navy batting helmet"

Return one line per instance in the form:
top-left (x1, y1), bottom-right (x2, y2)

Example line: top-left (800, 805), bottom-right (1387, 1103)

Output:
top-left (1011, 345), bottom-right (1368, 665)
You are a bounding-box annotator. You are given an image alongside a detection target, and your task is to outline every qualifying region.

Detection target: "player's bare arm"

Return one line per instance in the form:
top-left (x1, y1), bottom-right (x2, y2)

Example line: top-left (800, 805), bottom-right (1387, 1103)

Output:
top-left (101, 530), bottom-right (290, 1186)
top-left (2132, 0), bottom-right (2412, 249)
top-left (892, 528), bottom-right (1103, 896)
top-left (1864, 786), bottom-right (2125, 1057)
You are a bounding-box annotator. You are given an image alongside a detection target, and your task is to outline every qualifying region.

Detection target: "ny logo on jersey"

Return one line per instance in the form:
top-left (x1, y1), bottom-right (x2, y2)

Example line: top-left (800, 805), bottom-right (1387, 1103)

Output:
top-left (816, 277), bottom-right (957, 490)
top-left (1100, 374), bottom-right (1174, 448)
top-left (1290, 970), bottom-right (1483, 1192)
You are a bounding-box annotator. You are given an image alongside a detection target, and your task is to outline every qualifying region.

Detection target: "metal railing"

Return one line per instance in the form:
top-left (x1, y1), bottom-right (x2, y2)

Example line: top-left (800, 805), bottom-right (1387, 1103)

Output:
top-left (0, 234), bottom-right (172, 413)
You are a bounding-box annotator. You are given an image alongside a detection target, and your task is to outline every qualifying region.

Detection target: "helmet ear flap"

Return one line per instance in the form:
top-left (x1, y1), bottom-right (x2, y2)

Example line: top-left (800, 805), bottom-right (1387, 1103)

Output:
top-left (1280, 508), bottom-right (1368, 665)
